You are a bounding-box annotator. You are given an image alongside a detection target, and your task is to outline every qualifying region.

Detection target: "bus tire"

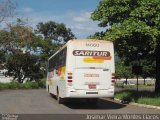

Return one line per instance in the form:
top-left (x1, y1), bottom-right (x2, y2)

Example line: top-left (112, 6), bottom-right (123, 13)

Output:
top-left (48, 85), bottom-right (49, 92)
top-left (48, 85), bottom-right (53, 97)
top-left (56, 87), bottom-right (65, 104)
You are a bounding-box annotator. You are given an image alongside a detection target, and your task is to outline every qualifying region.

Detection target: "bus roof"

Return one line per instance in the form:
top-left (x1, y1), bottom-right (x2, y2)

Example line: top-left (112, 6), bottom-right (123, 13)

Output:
top-left (70, 39), bottom-right (113, 43)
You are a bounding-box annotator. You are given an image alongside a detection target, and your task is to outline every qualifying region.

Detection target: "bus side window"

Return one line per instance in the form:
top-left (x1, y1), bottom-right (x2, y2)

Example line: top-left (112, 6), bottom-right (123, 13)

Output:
top-left (48, 48), bottom-right (67, 75)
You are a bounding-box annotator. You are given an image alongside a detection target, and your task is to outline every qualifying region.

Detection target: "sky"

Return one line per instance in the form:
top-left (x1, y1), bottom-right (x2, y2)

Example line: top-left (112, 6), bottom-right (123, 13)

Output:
top-left (15, 0), bottom-right (105, 39)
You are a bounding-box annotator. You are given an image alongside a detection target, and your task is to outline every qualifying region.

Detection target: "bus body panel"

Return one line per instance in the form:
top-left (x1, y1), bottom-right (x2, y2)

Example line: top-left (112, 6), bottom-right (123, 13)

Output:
top-left (47, 39), bottom-right (115, 99)
top-left (73, 68), bottom-right (111, 90)
top-left (65, 88), bottom-right (114, 98)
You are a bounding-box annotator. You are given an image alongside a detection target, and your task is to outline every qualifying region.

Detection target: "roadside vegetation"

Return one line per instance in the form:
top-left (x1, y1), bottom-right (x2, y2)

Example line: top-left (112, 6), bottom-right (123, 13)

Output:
top-left (0, 79), bottom-right (46, 90)
top-left (115, 90), bottom-right (160, 106)
top-left (0, 0), bottom-right (76, 84)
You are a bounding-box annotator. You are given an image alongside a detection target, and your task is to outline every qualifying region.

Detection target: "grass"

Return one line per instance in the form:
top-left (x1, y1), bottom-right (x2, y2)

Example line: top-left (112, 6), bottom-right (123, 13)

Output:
top-left (115, 90), bottom-right (160, 106)
top-left (0, 79), bottom-right (46, 90)
top-left (115, 91), bottom-right (132, 102)
top-left (137, 98), bottom-right (160, 106)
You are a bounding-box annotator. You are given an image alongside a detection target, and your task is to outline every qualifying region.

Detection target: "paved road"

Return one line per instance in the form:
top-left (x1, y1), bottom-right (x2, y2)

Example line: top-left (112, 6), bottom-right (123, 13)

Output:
top-left (0, 89), bottom-right (159, 114)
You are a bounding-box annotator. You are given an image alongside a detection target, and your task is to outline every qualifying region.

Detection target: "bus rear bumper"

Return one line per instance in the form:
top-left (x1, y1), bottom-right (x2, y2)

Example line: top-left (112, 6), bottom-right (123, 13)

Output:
top-left (65, 89), bottom-right (114, 98)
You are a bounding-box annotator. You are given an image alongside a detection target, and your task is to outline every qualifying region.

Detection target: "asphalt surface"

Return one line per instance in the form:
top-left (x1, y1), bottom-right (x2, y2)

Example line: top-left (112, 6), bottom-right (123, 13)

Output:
top-left (0, 89), bottom-right (159, 114)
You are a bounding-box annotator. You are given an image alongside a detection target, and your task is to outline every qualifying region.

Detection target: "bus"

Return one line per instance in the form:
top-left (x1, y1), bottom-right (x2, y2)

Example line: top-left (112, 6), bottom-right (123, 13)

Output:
top-left (47, 39), bottom-right (115, 104)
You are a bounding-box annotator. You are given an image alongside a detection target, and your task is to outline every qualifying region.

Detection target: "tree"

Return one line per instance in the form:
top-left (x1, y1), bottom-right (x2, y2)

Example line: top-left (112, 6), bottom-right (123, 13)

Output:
top-left (31, 36), bottom-right (60, 61)
top-left (0, 19), bottom-right (43, 83)
top-left (0, 19), bottom-right (34, 54)
top-left (0, 19), bottom-right (76, 83)
top-left (34, 21), bottom-right (76, 65)
top-left (141, 59), bottom-right (156, 85)
top-left (6, 51), bottom-right (43, 83)
top-left (91, 0), bottom-right (160, 93)
top-left (35, 21), bottom-right (76, 43)
top-left (0, 30), bottom-right (10, 64)
top-left (115, 60), bottom-right (133, 84)
top-left (0, 50), bottom-right (5, 64)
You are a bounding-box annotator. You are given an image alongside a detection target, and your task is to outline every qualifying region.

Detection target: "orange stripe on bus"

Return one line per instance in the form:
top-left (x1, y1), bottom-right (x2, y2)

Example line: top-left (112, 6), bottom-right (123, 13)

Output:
top-left (92, 56), bottom-right (112, 60)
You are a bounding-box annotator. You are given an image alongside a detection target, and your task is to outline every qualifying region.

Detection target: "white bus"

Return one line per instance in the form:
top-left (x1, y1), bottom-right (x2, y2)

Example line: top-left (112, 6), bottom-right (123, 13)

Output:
top-left (47, 39), bottom-right (115, 104)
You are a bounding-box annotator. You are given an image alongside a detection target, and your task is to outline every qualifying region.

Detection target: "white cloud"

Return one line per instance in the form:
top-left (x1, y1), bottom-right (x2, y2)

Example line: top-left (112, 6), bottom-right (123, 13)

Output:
top-left (15, 7), bottom-right (33, 14)
top-left (73, 17), bottom-right (88, 22)
top-left (22, 7), bottom-right (33, 13)
top-left (17, 9), bottom-right (106, 38)
top-left (72, 12), bottom-right (90, 23)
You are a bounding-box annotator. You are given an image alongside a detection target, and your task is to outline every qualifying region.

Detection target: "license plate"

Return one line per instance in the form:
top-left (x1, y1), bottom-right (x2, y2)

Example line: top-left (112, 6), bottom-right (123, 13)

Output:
top-left (88, 84), bottom-right (96, 89)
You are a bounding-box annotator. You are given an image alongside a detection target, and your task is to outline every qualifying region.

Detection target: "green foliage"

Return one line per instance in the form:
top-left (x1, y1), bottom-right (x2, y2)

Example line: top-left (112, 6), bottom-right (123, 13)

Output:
top-left (37, 79), bottom-right (46, 88)
top-left (115, 60), bottom-right (133, 79)
top-left (0, 50), bottom-right (5, 64)
top-left (91, 0), bottom-right (134, 26)
top-left (7, 82), bottom-right (20, 89)
top-left (0, 30), bottom-right (10, 44)
top-left (88, 32), bottom-right (106, 40)
top-left (0, 82), bottom-right (16, 90)
top-left (20, 82), bottom-right (39, 89)
top-left (6, 51), bottom-right (44, 83)
top-left (31, 36), bottom-right (60, 60)
top-left (10, 24), bottom-right (33, 48)
top-left (33, 21), bottom-right (76, 69)
top-left (115, 90), bottom-right (160, 106)
top-left (35, 21), bottom-right (76, 43)
top-left (0, 83), bottom-right (7, 90)
top-left (0, 19), bottom-right (41, 83)
top-left (0, 30), bottom-right (10, 64)
top-left (115, 91), bottom-right (132, 102)
top-left (141, 59), bottom-right (156, 78)
top-left (105, 19), bottom-right (158, 56)
top-left (0, 20), bottom-right (76, 84)
top-left (137, 98), bottom-right (160, 106)
top-left (0, 79), bottom-right (46, 90)
top-left (91, 0), bottom-right (160, 28)
top-left (91, 0), bottom-right (160, 60)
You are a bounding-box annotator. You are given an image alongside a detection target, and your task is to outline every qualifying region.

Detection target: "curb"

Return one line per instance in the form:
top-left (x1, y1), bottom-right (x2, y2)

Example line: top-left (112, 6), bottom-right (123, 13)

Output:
top-left (114, 98), bottom-right (160, 110)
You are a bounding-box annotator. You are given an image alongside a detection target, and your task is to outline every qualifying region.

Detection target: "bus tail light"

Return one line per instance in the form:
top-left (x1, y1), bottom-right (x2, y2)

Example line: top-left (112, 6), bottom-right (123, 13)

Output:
top-left (111, 73), bottom-right (116, 86)
top-left (67, 72), bottom-right (73, 86)
top-left (67, 80), bottom-right (72, 86)
top-left (68, 72), bottom-right (72, 76)
top-left (68, 76), bottom-right (72, 79)
top-left (67, 80), bottom-right (72, 82)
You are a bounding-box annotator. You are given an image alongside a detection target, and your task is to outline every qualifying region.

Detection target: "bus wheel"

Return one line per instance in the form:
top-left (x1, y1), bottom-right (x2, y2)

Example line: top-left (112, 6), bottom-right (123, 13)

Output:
top-left (56, 88), bottom-right (64, 104)
top-left (48, 85), bottom-right (52, 96)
